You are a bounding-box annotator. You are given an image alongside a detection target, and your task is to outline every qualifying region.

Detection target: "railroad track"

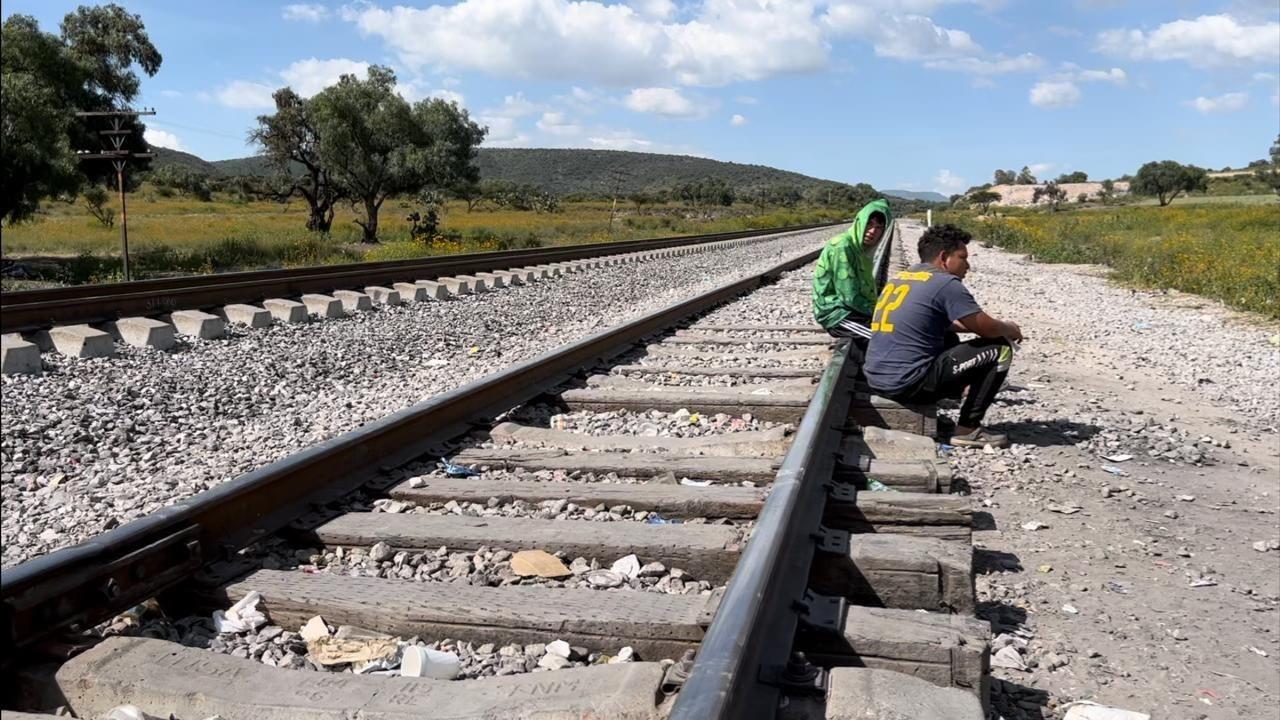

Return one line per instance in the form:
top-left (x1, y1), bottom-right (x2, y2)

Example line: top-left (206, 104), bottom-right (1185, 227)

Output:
top-left (2, 220), bottom-right (992, 719)
top-left (0, 223), bottom-right (836, 371)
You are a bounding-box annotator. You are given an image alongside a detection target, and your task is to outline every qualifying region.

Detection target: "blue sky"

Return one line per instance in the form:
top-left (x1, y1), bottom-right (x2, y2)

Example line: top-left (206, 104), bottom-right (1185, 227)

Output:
top-left (6, 0), bottom-right (1279, 194)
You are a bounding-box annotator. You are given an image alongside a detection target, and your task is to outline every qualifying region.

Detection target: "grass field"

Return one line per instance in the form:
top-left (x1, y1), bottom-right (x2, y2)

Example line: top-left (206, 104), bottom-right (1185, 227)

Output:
top-left (0, 189), bottom-right (847, 285)
top-left (937, 202), bottom-right (1280, 319)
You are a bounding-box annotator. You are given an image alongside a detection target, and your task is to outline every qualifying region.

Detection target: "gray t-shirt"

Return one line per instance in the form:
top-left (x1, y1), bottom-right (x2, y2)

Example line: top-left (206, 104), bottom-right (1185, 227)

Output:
top-left (864, 263), bottom-right (982, 393)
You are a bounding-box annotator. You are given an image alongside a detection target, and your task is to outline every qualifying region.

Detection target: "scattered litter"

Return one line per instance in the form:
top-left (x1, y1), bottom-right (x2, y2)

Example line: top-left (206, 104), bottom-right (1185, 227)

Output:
top-left (1022, 521), bottom-right (1048, 531)
top-left (653, 471), bottom-right (679, 485)
top-left (1248, 646), bottom-right (1269, 657)
top-left (1270, 333), bottom-right (1280, 347)
top-left (679, 478), bottom-right (712, 487)
top-left (991, 646), bottom-right (1028, 671)
top-left (510, 549), bottom-right (572, 578)
top-left (688, 413), bottom-right (701, 424)
top-left (1131, 322), bottom-right (1153, 331)
top-left (1062, 604), bottom-right (1079, 614)
top-left (610, 646), bottom-right (636, 664)
top-left (423, 359), bottom-right (450, 368)
top-left (1105, 581), bottom-right (1131, 595)
top-left (866, 479), bottom-right (896, 492)
top-left (1046, 503), bottom-right (1082, 515)
top-left (308, 635), bottom-right (399, 666)
top-left (439, 458), bottom-right (479, 478)
top-left (749, 388), bottom-right (773, 395)
top-left (1062, 701), bottom-right (1150, 720)
top-left (1038, 564), bottom-right (1054, 573)
top-left (938, 443), bottom-right (955, 453)
top-left (1100, 465), bottom-right (1130, 477)
top-left (212, 591), bottom-right (268, 634)
top-left (1189, 577), bottom-right (1218, 588)
top-left (1176, 494), bottom-right (1196, 502)
top-left (401, 646), bottom-right (461, 679)
top-left (101, 706), bottom-right (165, 720)
top-left (1252, 540), bottom-right (1275, 552)
top-left (585, 569), bottom-right (626, 588)
top-left (299, 615), bottom-right (330, 642)
top-left (1103, 454), bottom-right (1133, 463)
top-left (645, 514), bottom-right (681, 525)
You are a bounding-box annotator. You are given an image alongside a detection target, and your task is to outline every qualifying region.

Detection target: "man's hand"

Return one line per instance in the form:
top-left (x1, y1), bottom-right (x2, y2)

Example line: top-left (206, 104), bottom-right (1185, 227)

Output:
top-left (959, 312), bottom-right (1023, 342)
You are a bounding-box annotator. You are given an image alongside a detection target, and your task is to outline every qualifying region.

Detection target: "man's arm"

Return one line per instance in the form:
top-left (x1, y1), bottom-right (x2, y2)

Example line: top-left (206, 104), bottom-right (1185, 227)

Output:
top-left (956, 311), bottom-right (1023, 342)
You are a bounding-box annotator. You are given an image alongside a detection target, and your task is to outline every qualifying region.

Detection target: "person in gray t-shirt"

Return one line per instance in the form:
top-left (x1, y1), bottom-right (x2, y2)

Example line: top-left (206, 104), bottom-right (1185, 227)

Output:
top-left (864, 224), bottom-right (1024, 448)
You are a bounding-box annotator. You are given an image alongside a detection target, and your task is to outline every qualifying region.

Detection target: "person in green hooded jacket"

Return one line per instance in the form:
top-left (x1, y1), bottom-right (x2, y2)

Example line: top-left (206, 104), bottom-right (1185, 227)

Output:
top-left (812, 199), bottom-right (891, 343)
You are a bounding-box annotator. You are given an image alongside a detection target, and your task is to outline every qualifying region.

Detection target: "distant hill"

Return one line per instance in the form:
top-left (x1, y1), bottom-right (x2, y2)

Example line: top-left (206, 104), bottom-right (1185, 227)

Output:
top-left (471, 148), bottom-right (853, 196)
top-left (884, 189), bottom-right (948, 202)
top-left (154, 147), bottom-right (879, 197)
top-left (151, 147), bottom-right (221, 176)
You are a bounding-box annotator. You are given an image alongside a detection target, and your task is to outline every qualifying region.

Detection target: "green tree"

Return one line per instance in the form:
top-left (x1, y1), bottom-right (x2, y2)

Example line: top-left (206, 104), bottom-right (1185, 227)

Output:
top-left (1055, 171), bottom-right (1088, 183)
top-left (968, 189), bottom-right (1001, 213)
top-left (1015, 166), bottom-right (1037, 185)
top-left (310, 66), bottom-right (485, 243)
top-left (993, 169), bottom-right (1016, 185)
top-left (1131, 160), bottom-right (1209, 206)
top-left (1098, 179), bottom-right (1116, 204)
top-left (82, 184), bottom-right (115, 227)
top-left (1032, 181), bottom-right (1067, 210)
top-left (249, 88), bottom-right (345, 232)
top-left (0, 5), bottom-right (161, 225)
top-left (1254, 134), bottom-right (1280, 195)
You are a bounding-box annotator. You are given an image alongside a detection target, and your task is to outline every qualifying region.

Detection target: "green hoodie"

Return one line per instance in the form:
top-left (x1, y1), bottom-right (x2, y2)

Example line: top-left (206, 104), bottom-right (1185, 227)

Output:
top-left (812, 199), bottom-right (892, 330)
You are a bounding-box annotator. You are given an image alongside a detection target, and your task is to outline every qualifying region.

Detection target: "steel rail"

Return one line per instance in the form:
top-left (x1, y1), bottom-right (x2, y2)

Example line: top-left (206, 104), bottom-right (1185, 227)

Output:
top-left (668, 220), bottom-right (897, 719)
top-left (0, 246), bottom-right (823, 654)
top-left (667, 337), bottom-right (855, 719)
top-left (0, 222), bottom-right (839, 332)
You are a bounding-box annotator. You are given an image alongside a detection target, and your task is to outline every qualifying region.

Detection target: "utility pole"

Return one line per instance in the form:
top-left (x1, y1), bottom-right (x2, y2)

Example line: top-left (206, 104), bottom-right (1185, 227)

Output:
top-left (76, 109), bottom-right (155, 282)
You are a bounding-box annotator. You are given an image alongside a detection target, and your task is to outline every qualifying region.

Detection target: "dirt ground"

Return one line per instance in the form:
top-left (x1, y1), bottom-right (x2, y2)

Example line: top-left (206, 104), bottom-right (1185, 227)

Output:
top-left (932, 231), bottom-right (1280, 719)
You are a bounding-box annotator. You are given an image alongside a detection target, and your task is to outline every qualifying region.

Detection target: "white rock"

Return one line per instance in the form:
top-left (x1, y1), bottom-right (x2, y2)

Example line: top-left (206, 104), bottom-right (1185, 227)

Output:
top-left (610, 554), bottom-right (642, 579)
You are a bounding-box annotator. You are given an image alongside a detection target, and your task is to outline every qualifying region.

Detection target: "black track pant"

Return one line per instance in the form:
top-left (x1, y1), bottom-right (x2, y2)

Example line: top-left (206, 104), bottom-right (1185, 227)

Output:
top-left (826, 313), bottom-right (872, 362)
top-left (886, 338), bottom-right (1012, 428)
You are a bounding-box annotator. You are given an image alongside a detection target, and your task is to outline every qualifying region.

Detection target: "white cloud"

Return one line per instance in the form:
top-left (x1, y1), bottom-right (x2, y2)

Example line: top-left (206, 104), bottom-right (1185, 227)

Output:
top-left (1096, 14), bottom-right (1280, 67)
top-left (144, 128), bottom-right (185, 151)
top-left (214, 80), bottom-right (276, 109)
top-left (1048, 25), bottom-right (1082, 38)
top-left (736, 95), bottom-right (758, 105)
top-left (630, 0), bottom-right (676, 19)
top-left (283, 3), bottom-right (329, 22)
top-left (341, 0), bottom-right (1039, 87)
top-left (588, 131), bottom-right (655, 151)
top-left (158, 89), bottom-right (183, 98)
top-left (479, 116), bottom-right (530, 147)
top-left (623, 87), bottom-right (706, 117)
top-left (1072, 67), bottom-right (1126, 84)
top-left (280, 57), bottom-right (371, 96)
top-left (924, 53), bottom-right (1042, 75)
top-left (1029, 80), bottom-right (1081, 107)
top-left (441, 77), bottom-right (462, 88)
top-left (1187, 91), bottom-right (1250, 113)
top-left (536, 111), bottom-right (583, 136)
top-left (730, 113), bottom-right (747, 127)
top-left (933, 169), bottom-right (967, 194)
top-left (1254, 72), bottom-right (1280, 106)
top-left (1028, 162), bottom-right (1054, 175)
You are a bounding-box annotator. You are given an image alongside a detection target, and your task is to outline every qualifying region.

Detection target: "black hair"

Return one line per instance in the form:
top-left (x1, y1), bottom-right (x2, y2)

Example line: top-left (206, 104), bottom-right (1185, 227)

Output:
top-left (917, 223), bottom-right (971, 262)
top-left (868, 211), bottom-right (886, 224)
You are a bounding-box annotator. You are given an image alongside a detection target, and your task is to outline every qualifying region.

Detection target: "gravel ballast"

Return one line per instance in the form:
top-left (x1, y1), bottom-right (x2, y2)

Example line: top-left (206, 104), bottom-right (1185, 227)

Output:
top-left (0, 231), bottom-right (829, 567)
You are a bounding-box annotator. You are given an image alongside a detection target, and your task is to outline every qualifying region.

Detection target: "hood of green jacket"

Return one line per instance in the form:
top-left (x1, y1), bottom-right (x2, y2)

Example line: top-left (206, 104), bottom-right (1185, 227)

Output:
top-left (847, 198), bottom-right (892, 253)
